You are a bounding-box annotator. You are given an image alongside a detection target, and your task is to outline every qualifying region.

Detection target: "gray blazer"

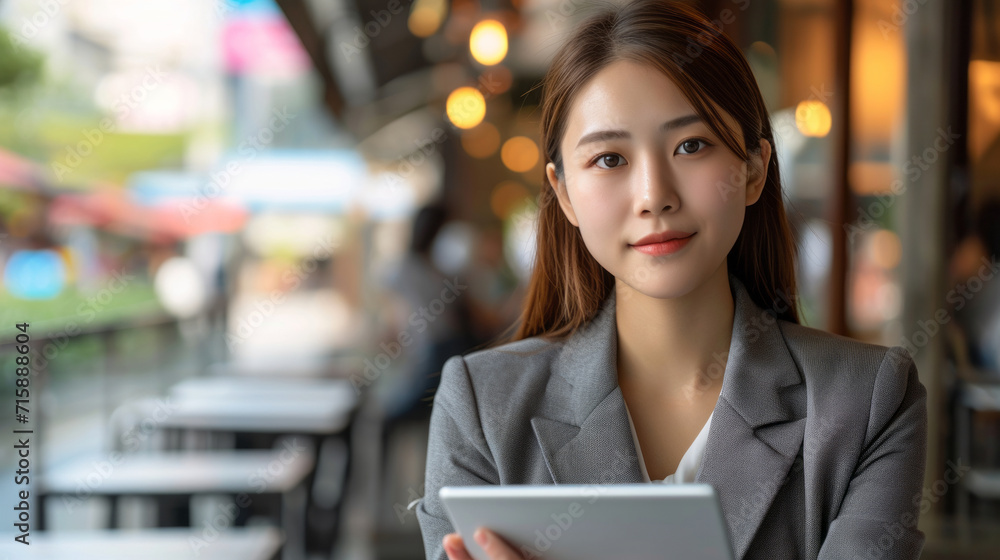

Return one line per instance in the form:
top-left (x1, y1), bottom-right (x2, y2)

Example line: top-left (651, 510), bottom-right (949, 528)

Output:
top-left (416, 273), bottom-right (927, 560)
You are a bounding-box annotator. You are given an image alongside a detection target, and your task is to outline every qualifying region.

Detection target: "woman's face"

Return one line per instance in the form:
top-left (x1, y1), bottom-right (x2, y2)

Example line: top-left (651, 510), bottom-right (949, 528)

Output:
top-left (546, 59), bottom-right (770, 300)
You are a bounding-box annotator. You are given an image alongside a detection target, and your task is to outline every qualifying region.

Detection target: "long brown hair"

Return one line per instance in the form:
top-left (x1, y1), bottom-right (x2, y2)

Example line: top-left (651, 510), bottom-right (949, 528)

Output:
top-left (497, 0), bottom-right (800, 346)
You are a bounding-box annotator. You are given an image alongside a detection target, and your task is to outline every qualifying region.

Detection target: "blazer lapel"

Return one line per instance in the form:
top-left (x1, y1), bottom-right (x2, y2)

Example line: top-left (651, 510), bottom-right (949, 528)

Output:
top-left (531, 287), bottom-right (645, 484)
top-left (530, 273), bottom-right (806, 560)
top-left (696, 275), bottom-right (807, 560)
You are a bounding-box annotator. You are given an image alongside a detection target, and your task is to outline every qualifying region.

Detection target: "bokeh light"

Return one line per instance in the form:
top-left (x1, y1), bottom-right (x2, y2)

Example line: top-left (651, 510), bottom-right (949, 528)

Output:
top-left (795, 100), bottom-right (832, 137)
top-left (490, 180), bottom-right (530, 220)
top-left (154, 256), bottom-right (208, 319)
top-left (461, 121), bottom-right (501, 158)
top-left (469, 19), bottom-right (508, 66)
top-left (408, 0), bottom-right (447, 38)
top-left (446, 86), bottom-right (486, 129)
top-left (3, 250), bottom-right (66, 300)
top-left (869, 229), bottom-right (902, 270)
top-left (501, 136), bottom-right (539, 173)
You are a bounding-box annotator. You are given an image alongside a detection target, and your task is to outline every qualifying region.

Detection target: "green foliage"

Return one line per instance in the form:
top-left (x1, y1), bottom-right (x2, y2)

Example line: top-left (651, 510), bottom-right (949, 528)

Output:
top-left (0, 26), bottom-right (44, 90)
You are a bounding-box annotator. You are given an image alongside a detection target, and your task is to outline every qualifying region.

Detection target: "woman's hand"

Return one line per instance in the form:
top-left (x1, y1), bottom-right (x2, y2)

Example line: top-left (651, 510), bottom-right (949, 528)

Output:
top-left (443, 528), bottom-right (526, 560)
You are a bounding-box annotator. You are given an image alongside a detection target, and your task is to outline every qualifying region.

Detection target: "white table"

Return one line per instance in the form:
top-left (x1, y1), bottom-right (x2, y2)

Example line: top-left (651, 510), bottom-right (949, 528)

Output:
top-left (162, 377), bottom-right (358, 435)
top-left (40, 449), bottom-right (314, 495)
top-left (0, 526), bottom-right (284, 560)
top-left (158, 377), bottom-right (360, 559)
top-left (169, 376), bottom-right (356, 400)
top-left (38, 449), bottom-right (313, 559)
top-left (206, 353), bottom-right (365, 379)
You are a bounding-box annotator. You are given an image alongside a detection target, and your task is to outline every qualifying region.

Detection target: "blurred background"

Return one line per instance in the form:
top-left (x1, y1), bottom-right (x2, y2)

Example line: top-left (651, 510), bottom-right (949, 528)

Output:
top-left (0, 0), bottom-right (997, 558)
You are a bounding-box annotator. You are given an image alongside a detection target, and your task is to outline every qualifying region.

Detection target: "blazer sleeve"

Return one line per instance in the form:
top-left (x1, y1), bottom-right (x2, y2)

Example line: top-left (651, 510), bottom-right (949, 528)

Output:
top-left (416, 354), bottom-right (501, 560)
top-left (818, 346), bottom-right (928, 559)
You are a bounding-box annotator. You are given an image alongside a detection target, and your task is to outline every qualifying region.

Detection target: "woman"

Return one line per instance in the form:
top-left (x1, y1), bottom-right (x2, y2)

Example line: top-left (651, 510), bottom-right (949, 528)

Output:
top-left (416, 2), bottom-right (928, 559)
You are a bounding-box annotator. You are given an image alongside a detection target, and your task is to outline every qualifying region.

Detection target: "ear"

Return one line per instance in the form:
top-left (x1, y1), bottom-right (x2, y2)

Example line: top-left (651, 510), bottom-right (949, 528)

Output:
top-left (546, 161), bottom-right (579, 227)
top-left (745, 138), bottom-right (771, 207)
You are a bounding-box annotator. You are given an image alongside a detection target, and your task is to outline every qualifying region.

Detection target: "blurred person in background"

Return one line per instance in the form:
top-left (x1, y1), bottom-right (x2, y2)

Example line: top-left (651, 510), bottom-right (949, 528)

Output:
top-left (949, 198), bottom-right (1000, 374)
top-left (374, 203), bottom-right (477, 530)
top-left (376, 202), bottom-right (476, 425)
top-left (463, 224), bottom-right (523, 347)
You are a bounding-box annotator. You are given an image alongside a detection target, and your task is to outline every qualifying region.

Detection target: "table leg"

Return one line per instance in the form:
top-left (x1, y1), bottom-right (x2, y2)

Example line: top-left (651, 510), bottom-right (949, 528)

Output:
top-left (954, 392), bottom-right (971, 543)
top-left (108, 495), bottom-right (119, 528)
top-left (281, 481), bottom-right (308, 560)
top-left (37, 492), bottom-right (46, 531)
top-left (156, 494), bottom-right (191, 527)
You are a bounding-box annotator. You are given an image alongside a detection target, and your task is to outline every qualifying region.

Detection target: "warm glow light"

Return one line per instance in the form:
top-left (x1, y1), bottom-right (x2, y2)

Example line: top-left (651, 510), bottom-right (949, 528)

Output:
top-left (749, 41), bottom-right (776, 58)
top-left (469, 19), bottom-right (508, 66)
top-left (501, 136), bottom-right (539, 173)
top-left (408, 0), bottom-right (447, 38)
top-left (795, 100), bottom-right (832, 137)
top-left (849, 162), bottom-right (895, 196)
top-left (461, 122), bottom-right (501, 158)
top-left (851, 8), bottom-right (905, 149)
top-left (446, 87), bottom-right (486, 129)
top-left (868, 229), bottom-right (902, 270)
top-left (490, 180), bottom-right (530, 219)
top-left (969, 60), bottom-right (1000, 163)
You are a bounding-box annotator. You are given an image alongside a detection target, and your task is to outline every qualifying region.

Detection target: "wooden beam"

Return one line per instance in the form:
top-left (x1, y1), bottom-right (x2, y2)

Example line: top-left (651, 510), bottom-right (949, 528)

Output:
top-left (274, 0), bottom-right (345, 117)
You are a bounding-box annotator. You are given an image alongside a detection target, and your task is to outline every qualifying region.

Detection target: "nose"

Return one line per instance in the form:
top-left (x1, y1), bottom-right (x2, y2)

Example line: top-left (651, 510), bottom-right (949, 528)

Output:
top-left (634, 152), bottom-right (680, 216)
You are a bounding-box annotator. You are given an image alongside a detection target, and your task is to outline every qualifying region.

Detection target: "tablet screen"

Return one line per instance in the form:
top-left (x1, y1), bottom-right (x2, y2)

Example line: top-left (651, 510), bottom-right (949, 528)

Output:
top-left (439, 484), bottom-right (734, 560)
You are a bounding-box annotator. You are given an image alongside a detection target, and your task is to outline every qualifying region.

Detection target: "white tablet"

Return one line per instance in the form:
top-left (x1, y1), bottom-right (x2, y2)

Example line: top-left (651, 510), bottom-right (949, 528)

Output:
top-left (439, 483), bottom-right (734, 560)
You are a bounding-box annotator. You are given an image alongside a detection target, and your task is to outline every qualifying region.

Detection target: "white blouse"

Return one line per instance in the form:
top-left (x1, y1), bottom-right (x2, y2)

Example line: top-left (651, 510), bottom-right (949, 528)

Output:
top-left (624, 403), bottom-right (714, 484)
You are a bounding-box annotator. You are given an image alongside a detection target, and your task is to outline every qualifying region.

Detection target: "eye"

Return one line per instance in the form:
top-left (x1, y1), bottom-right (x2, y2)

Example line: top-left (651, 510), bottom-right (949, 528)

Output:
top-left (592, 153), bottom-right (626, 169)
top-left (676, 138), bottom-right (710, 155)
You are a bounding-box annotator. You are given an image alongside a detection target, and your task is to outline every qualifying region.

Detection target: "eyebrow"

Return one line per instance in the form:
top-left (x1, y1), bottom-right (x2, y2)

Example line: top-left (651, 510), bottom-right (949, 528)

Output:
top-left (574, 114), bottom-right (704, 150)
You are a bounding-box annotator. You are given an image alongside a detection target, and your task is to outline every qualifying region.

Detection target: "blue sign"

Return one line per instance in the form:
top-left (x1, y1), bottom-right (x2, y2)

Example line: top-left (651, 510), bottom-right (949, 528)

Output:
top-left (3, 250), bottom-right (66, 300)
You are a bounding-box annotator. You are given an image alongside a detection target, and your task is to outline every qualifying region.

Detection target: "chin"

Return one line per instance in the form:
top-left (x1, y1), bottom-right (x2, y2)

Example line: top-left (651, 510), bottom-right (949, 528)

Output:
top-left (616, 270), bottom-right (703, 302)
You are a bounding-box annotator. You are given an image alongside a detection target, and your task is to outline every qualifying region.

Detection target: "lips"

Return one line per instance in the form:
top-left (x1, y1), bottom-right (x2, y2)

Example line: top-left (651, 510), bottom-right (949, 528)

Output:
top-left (632, 231), bottom-right (695, 246)
top-left (630, 231), bottom-right (696, 257)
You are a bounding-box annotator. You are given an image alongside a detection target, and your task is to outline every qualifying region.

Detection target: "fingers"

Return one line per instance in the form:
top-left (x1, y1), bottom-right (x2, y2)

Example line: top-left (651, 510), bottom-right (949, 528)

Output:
top-left (443, 529), bottom-right (523, 560)
top-left (474, 528), bottom-right (523, 560)
top-left (443, 533), bottom-right (474, 560)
